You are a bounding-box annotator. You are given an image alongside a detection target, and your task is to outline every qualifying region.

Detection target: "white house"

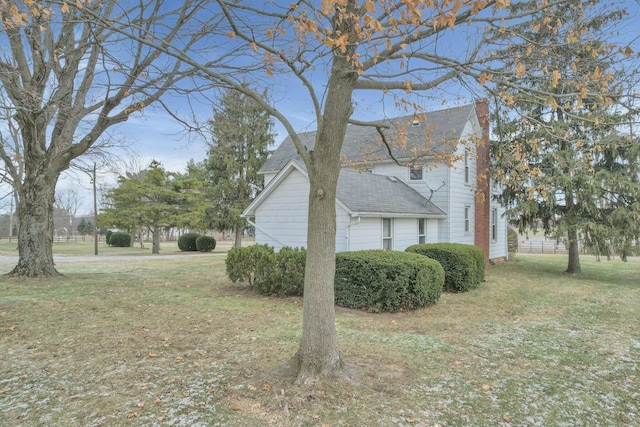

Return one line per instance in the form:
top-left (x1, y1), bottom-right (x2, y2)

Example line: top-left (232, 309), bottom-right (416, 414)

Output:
top-left (242, 100), bottom-right (508, 264)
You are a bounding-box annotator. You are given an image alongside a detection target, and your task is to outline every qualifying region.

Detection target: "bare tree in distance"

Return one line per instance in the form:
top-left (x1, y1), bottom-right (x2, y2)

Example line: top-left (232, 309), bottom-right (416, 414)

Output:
top-left (0, 1), bottom-right (226, 276)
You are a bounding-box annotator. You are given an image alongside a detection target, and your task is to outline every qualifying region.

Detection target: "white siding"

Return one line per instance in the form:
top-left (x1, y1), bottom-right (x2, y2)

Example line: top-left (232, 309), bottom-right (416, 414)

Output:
top-left (262, 172), bottom-right (278, 186)
top-left (445, 137), bottom-right (476, 245)
top-left (489, 196), bottom-right (509, 260)
top-left (394, 218), bottom-right (418, 251)
top-left (254, 169), bottom-right (309, 251)
top-left (336, 205), bottom-right (350, 252)
top-left (347, 217), bottom-right (382, 251)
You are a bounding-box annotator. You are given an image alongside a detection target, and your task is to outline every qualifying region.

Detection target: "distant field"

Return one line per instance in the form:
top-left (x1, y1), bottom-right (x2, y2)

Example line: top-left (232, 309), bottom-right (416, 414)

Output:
top-left (0, 254), bottom-right (638, 426)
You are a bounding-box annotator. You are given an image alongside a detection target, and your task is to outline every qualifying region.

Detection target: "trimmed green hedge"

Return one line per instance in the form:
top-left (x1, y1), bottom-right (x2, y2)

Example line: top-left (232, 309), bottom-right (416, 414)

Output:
top-left (108, 232), bottom-right (131, 247)
top-left (406, 243), bottom-right (484, 292)
top-left (226, 244), bottom-right (275, 287)
top-left (226, 245), bottom-right (306, 297)
top-left (196, 235), bottom-right (216, 252)
top-left (178, 233), bottom-right (201, 251)
top-left (335, 250), bottom-right (444, 312)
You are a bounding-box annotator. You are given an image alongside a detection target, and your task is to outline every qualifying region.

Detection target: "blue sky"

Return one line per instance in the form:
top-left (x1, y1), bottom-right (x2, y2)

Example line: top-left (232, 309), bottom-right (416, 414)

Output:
top-left (51, 0), bottom-right (640, 215)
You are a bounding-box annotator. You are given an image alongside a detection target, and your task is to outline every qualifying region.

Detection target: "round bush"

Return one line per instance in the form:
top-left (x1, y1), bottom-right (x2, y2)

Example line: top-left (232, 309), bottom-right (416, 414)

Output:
top-left (226, 244), bottom-right (276, 287)
top-left (406, 243), bottom-right (483, 292)
top-left (178, 232), bottom-right (201, 251)
top-left (196, 235), bottom-right (216, 252)
top-left (105, 230), bottom-right (113, 245)
top-left (335, 250), bottom-right (444, 312)
top-left (108, 232), bottom-right (131, 247)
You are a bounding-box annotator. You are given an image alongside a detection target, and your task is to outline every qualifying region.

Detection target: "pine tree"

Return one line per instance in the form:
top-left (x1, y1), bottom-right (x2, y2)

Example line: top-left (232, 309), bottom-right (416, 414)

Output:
top-left (489, 0), bottom-right (639, 272)
top-left (100, 161), bottom-right (202, 254)
top-left (203, 88), bottom-right (274, 247)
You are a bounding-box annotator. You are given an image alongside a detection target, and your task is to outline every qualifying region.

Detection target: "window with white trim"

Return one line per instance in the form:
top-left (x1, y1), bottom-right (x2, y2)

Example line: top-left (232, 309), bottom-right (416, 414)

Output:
top-left (464, 149), bottom-right (470, 184)
top-left (409, 165), bottom-right (423, 181)
top-left (418, 218), bottom-right (427, 244)
top-left (464, 206), bottom-right (471, 233)
top-left (382, 218), bottom-right (393, 250)
top-left (491, 208), bottom-right (498, 241)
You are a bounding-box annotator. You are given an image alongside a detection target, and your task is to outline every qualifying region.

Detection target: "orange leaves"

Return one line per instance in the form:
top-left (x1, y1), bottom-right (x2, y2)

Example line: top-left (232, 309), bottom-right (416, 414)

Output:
top-left (325, 33), bottom-right (350, 53)
top-left (364, 0), bottom-right (377, 13)
top-left (551, 70), bottom-right (561, 87)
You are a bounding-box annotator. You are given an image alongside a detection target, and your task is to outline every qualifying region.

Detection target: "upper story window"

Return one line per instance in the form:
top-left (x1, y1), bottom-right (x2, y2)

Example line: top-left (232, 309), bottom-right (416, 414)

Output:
top-left (409, 165), bottom-right (423, 181)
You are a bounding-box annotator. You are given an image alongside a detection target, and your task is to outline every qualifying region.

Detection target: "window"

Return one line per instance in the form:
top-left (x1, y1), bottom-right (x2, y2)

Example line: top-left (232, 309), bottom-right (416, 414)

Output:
top-left (382, 218), bottom-right (393, 250)
top-left (464, 149), bottom-right (470, 184)
top-left (491, 208), bottom-right (498, 241)
top-left (409, 165), bottom-right (423, 181)
top-left (464, 206), bottom-right (471, 233)
top-left (418, 218), bottom-right (427, 244)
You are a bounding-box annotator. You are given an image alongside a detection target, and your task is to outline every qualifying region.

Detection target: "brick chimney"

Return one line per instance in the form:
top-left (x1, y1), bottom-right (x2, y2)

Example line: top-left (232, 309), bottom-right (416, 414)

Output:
top-left (474, 98), bottom-right (491, 267)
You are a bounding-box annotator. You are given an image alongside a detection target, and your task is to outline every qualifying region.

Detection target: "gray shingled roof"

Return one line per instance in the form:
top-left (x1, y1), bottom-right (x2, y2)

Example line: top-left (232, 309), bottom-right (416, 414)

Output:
top-left (337, 168), bottom-right (446, 216)
top-left (261, 103), bottom-right (476, 174)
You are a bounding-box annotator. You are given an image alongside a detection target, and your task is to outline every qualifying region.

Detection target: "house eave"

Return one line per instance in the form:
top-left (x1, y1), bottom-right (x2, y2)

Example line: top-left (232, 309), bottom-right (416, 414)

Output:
top-left (350, 212), bottom-right (447, 219)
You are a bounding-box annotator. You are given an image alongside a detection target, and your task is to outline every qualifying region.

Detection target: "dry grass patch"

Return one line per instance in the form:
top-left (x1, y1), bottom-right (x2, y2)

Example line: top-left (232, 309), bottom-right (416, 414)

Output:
top-left (0, 254), bottom-right (638, 426)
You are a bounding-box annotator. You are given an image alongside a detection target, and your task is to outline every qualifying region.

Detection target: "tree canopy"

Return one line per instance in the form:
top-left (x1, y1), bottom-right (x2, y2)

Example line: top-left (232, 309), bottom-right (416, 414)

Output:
top-left (100, 161), bottom-right (202, 254)
top-left (200, 87), bottom-right (273, 247)
top-left (489, 0), bottom-right (640, 272)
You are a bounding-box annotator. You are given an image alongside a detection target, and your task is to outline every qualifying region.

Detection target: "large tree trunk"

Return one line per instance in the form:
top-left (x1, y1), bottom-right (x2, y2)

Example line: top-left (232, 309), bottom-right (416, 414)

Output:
top-left (566, 226), bottom-right (582, 274)
top-left (7, 173), bottom-right (61, 277)
top-left (234, 226), bottom-right (243, 248)
top-left (152, 225), bottom-right (161, 254)
top-left (290, 53), bottom-right (357, 383)
top-left (564, 191), bottom-right (582, 274)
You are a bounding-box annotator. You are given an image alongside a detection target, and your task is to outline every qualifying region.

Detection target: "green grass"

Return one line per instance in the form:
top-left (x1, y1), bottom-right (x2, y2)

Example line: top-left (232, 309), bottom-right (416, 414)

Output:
top-left (0, 254), bottom-right (638, 426)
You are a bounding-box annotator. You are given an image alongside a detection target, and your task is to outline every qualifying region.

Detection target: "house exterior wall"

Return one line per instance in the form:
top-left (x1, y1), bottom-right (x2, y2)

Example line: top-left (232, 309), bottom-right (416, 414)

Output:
top-left (254, 168), bottom-right (309, 251)
top-left (444, 135), bottom-right (477, 246)
top-left (347, 217), bottom-right (382, 251)
top-left (489, 184), bottom-right (509, 260)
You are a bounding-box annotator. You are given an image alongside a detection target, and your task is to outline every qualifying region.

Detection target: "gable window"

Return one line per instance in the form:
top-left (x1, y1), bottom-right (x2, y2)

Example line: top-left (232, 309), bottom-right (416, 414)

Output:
top-left (491, 208), bottom-right (498, 241)
top-left (382, 218), bottom-right (393, 250)
top-left (464, 149), bottom-right (470, 184)
top-left (418, 219), bottom-right (427, 244)
top-left (464, 206), bottom-right (471, 233)
top-left (409, 165), bottom-right (423, 181)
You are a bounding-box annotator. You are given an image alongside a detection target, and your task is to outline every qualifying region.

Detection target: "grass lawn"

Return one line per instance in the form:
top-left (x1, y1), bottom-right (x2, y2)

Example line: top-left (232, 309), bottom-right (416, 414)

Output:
top-left (0, 253), bottom-right (638, 426)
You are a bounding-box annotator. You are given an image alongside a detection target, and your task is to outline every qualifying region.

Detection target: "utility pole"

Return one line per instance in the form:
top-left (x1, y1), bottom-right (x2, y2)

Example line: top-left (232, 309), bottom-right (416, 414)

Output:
top-left (93, 163), bottom-right (98, 256)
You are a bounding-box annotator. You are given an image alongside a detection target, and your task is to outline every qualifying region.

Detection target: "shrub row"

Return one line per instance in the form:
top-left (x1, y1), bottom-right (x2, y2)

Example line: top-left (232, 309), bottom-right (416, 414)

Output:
top-left (335, 250), bottom-right (444, 312)
top-left (226, 246), bottom-right (446, 311)
top-left (178, 233), bottom-right (216, 252)
top-left (226, 245), bottom-right (305, 297)
top-left (405, 243), bottom-right (484, 292)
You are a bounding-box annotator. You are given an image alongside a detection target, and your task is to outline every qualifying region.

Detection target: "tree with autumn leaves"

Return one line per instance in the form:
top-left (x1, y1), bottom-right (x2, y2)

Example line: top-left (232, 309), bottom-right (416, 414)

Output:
top-left (1, 0), bottom-right (635, 383)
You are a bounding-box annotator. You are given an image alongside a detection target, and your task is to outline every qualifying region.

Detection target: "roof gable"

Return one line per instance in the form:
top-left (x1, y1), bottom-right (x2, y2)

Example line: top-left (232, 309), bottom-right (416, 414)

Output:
top-left (261, 103), bottom-right (476, 174)
top-left (243, 160), bottom-right (446, 218)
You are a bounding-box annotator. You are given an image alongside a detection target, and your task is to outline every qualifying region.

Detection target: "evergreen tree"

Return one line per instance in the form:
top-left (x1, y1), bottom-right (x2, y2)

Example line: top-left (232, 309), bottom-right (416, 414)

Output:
top-left (100, 161), bottom-right (203, 254)
top-left (203, 88), bottom-right (274, 247)
top-left (77, 218), bottom-right (87, 235)
top-left (489, 0), bottom-right (639, 272)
